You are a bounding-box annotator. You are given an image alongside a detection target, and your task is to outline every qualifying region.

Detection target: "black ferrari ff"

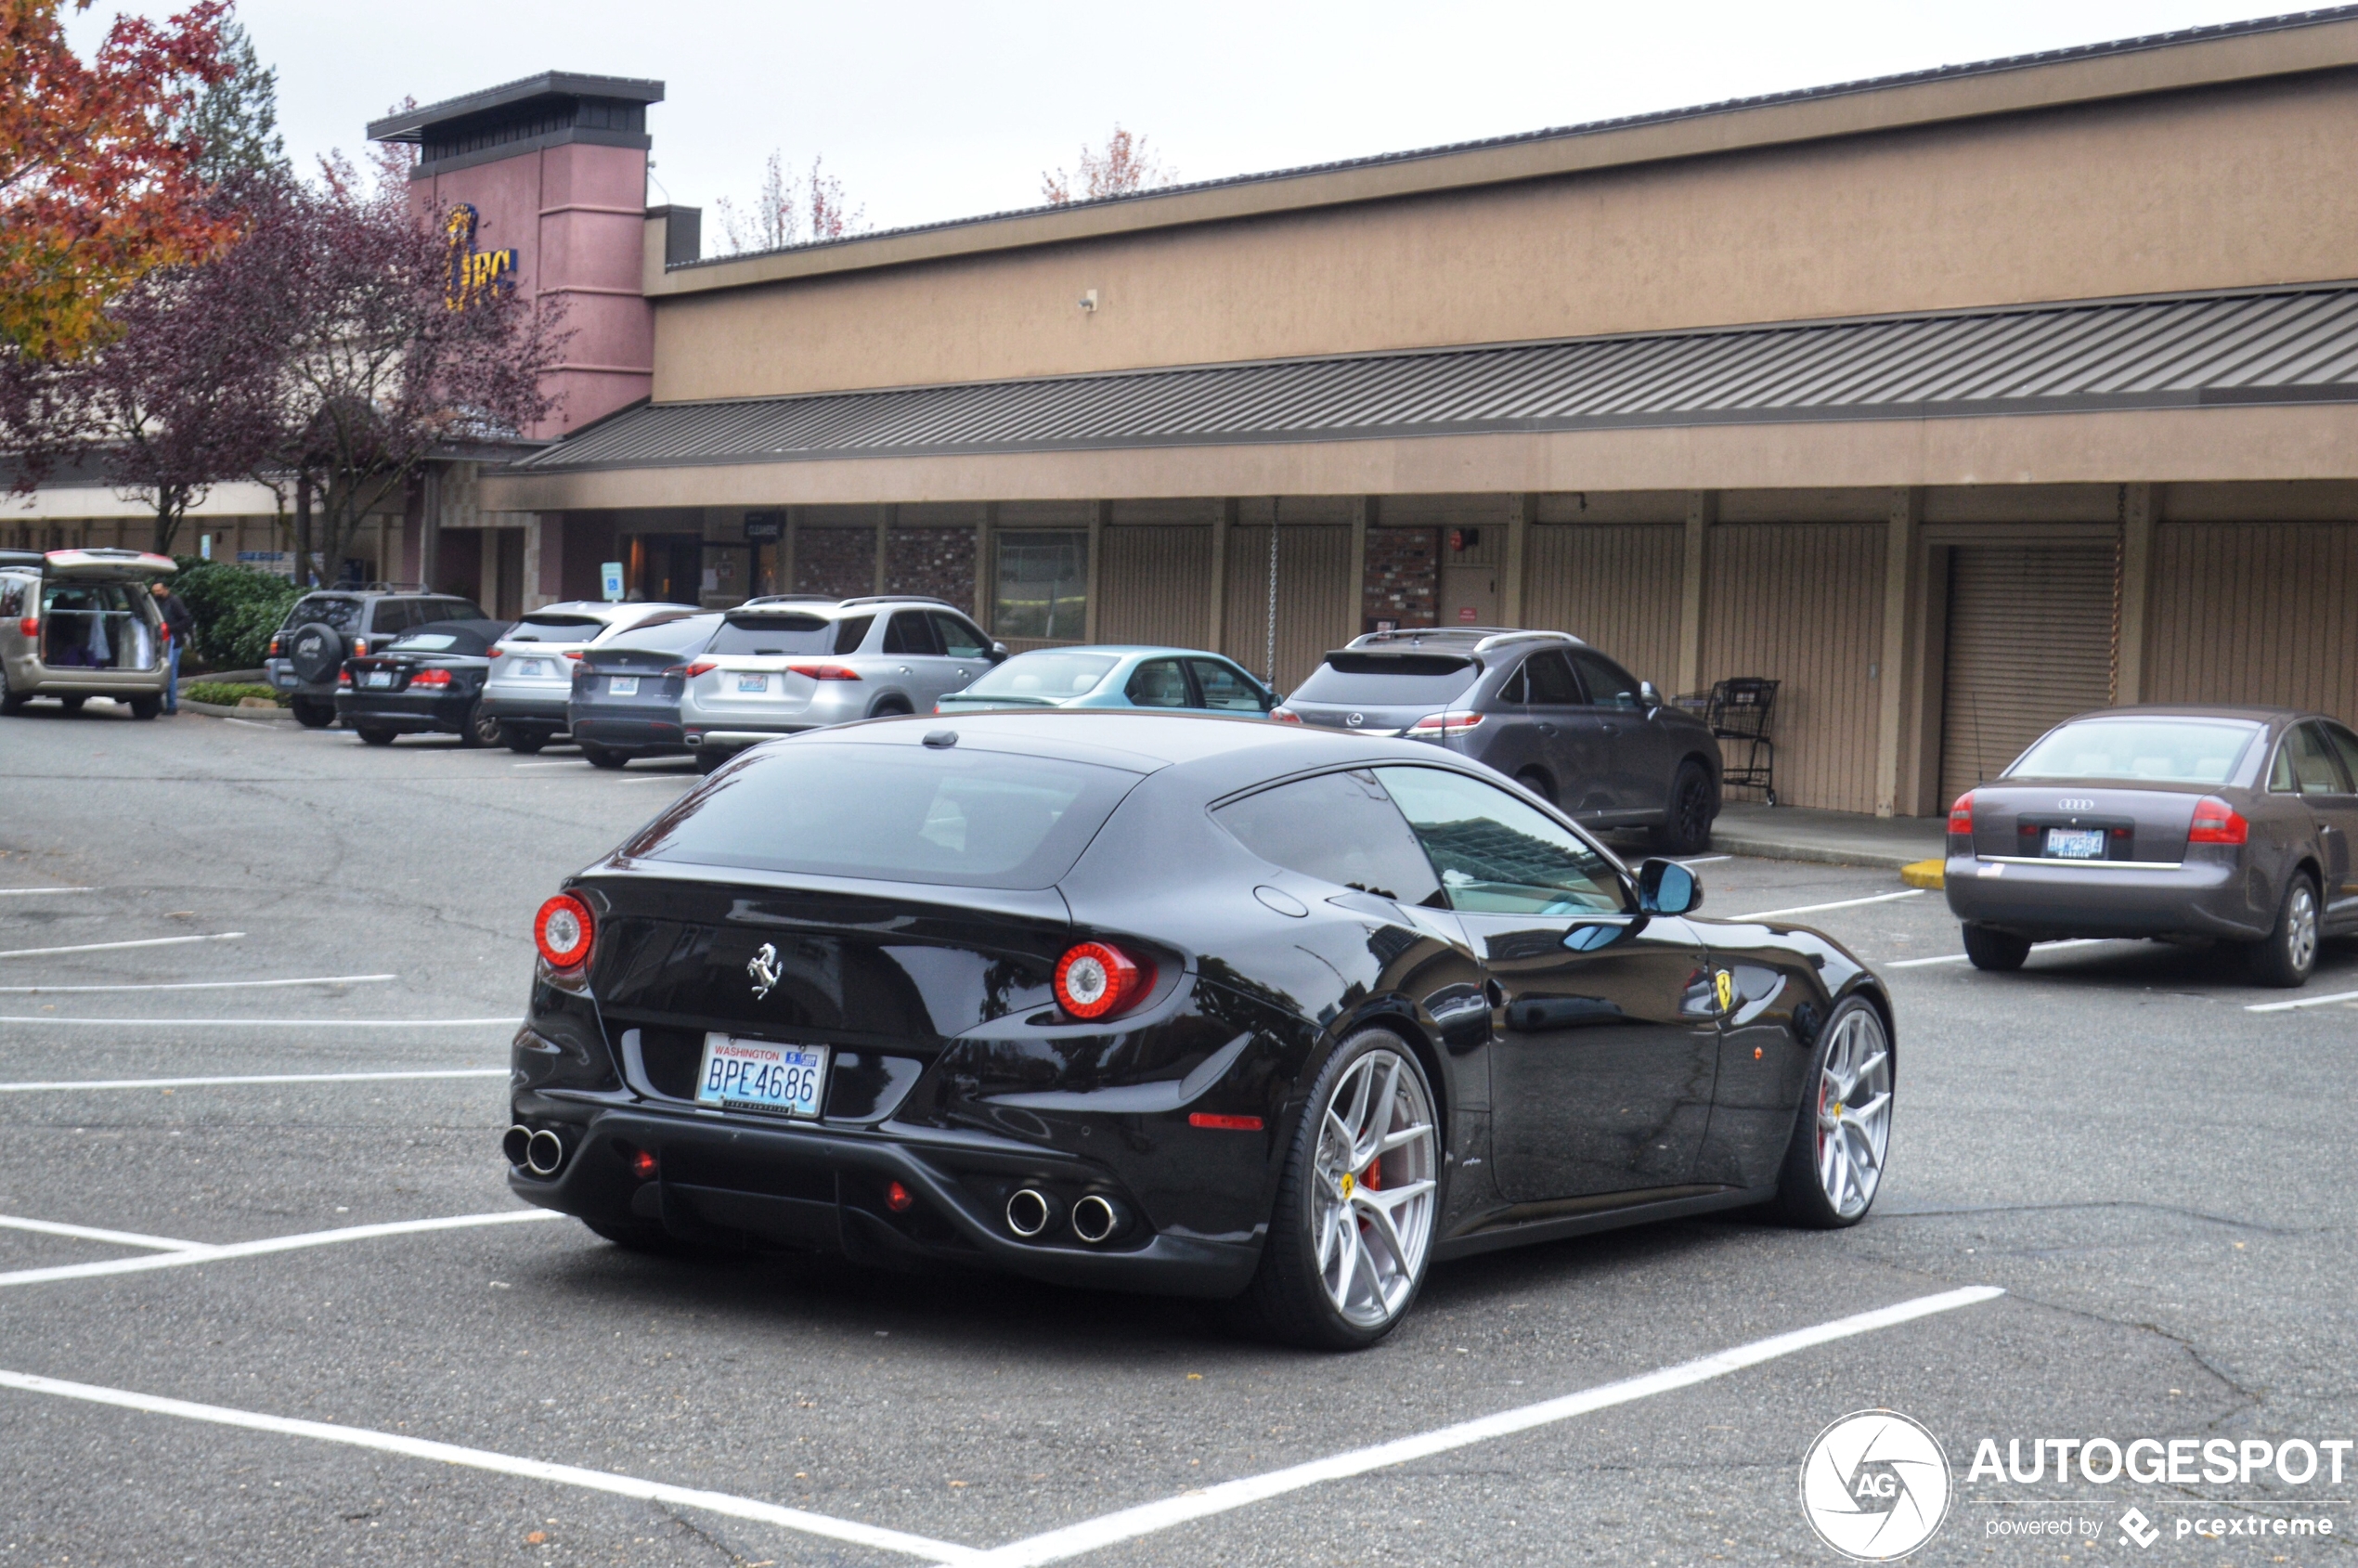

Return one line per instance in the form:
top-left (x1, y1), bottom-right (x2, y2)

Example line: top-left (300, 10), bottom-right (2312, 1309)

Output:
top-left (506, 712), bottom-right (1895, 1348)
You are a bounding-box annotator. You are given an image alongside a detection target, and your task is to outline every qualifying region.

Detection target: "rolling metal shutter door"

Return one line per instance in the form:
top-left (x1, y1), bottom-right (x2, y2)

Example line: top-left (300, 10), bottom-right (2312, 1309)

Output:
top-left (2145, 523), bottom-right (2358, 728)
top-left (1223, 525), bottom-right (1354, 693)
top-left (1937, 545), bottom-right (2116, 809)
top-left (1098, 525), bottom-right (1213, 648)
top-left (1522, 525), bottom-right (1685, 693)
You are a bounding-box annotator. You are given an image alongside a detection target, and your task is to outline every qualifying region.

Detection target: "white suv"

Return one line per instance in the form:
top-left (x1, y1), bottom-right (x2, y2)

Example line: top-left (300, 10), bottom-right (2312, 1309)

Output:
top-left (476, 600), bottom-right (701, 753)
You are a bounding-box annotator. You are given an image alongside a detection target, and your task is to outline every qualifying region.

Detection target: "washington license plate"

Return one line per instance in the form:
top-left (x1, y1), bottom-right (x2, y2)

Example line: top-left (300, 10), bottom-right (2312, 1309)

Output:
top-left (2043, 827), bottom-right (2106, 860)
top-left (364, 669), bottom-right (393, 688)
top-left (694, 1033), bottom-right (828, 1119)
top-left (737, 674), bottom-right (769, 693)
top-left (609, 676), bottom-right (639, 696)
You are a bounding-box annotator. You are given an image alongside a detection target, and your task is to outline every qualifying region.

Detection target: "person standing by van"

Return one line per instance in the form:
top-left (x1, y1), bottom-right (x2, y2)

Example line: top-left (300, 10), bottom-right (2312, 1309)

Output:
top-left (152, 581), bottom-right (196, 715)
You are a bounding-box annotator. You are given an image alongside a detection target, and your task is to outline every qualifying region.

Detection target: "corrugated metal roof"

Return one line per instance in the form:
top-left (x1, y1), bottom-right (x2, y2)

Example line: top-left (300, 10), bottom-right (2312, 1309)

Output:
top-left (518, 285), bottom-right (2358, 473)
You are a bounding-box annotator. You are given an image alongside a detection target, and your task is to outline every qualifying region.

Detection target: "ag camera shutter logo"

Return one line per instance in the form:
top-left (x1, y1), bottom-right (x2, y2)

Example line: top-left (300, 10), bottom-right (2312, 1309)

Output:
top-left (1801, 1409), bottom-right (1953, 1560)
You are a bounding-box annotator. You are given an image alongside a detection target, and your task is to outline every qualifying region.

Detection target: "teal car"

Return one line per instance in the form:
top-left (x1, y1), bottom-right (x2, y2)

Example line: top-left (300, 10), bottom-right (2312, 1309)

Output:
top-left (933, 646), bottom-right (1276, 717)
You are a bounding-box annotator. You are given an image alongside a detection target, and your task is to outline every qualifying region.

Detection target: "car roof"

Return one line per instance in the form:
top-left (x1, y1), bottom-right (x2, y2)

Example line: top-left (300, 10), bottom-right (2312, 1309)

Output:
top-left (1341, 628), bottom-right (1585, 654)
top-left (809, 707), bottom-right (1490, 776)
top-left (2060, 705), bottom-right (2303, 724)
top-left (1004, 645), bottom-right (1234, 659)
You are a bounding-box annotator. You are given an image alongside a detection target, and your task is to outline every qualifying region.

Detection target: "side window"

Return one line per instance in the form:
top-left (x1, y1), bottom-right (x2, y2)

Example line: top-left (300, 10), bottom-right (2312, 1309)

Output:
top-left (832, 615), bottom-right (875, 654)
top-left (2270, 740), bottom-right (2296, 793)
top-left (1375, 766), bottom-right (1623, 915)
top-left (367, 602), bottom-right (410, 634)
top-left (1188, 659), bottom-right (1266, 712)
top-left (1213, 770), bottom-right (1444, 906)
top-left (2324, 723), bottom-right (2358, 793)
top-left (930, 613), bottom-right (991, 660)
top-left (882, 611), bottom-right (939, 656)
top-left (1522, 650), bottom-right (1581, 706)
top-left (1569, 650), bottom-right (1641, 710)
top-left (1494, 663), bottom-right (1526, 704)
top-left (1125, 658), bottom-right (1190, 708)
top-left (2285, 723), bottom-right (2348, 796)
top-left (0, 577), bottom-right (21, 618)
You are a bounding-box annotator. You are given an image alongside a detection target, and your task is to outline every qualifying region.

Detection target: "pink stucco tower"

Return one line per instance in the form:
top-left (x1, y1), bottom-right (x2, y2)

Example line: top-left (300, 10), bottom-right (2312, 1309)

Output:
top-left (369, 74), bottom-right (684, 438)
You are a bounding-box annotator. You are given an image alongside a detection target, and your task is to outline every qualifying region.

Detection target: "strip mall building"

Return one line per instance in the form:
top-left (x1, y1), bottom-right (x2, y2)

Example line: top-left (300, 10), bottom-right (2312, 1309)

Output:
top-left (22, 11), bottom-right (2358, 816)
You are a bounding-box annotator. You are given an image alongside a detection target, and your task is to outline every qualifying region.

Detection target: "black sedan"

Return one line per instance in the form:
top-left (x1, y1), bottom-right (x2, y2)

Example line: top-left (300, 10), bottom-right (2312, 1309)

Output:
top-left (1276, 629), bottom-right (1723, 854)
top-left (506, 711), bottom-right (1894, 1349)
top-left (565, 613), bottom-right (722, 769)
top-left (1945, 705), bottom-right (2358, 986)
top-left (334, 619), bottom-right (511, 746)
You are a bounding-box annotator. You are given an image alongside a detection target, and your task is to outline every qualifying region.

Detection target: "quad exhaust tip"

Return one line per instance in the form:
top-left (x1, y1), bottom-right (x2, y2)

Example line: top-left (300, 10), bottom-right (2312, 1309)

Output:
top-left (508, 1125), bottom-right (566, 1177)
top-left (1005, 1187), bottom-right (1058, 1238)
top-left (1070, 1193), bottom-right (1127, 1245)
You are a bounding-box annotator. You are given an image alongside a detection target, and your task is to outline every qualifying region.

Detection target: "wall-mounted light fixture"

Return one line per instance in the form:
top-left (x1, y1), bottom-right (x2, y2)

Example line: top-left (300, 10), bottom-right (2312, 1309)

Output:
top-left (1078, 289), bottom-right (1099, 313)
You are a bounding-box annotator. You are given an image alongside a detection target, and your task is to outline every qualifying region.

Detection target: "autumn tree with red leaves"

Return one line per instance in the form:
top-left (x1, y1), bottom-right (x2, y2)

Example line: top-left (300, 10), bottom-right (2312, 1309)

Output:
top-left (1041, 126), bottom-right (1176, 205)
top-left (716, 150), bottom-right (867, 254)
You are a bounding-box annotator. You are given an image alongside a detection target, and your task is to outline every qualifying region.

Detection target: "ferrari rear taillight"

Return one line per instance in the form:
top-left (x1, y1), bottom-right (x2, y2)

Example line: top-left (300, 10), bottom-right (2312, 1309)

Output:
top-left (2188, 796), bottom-right (2248, 845)
top-left (787, 662), bottom-right (862, 680)
top-left (409, 667), bottom-right (451, 687)
top-left (1054, 940), bottom-right (1152, 1020)
top-left (1406, 710), bottom-right (1483, 737)
top-left (533, 892), bottom-right (595, 970)
top-left (1948, 791), bottom-right (1975, 836)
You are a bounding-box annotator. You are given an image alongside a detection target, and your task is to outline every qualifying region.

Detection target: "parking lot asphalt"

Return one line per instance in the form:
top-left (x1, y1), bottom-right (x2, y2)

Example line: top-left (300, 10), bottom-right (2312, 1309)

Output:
top-left (2, 704), bottom-right (2352, 1566)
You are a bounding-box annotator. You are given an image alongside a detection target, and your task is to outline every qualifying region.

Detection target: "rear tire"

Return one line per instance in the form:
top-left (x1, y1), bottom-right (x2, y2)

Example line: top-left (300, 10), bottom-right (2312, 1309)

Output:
top-left (1513, 767), bottom-right (1556, 806)
top-left (128, 694), bottom-right (162, 719)
top-left (1768, 995), bottom-right (1893, 1228)
top-left (582, 744), bottom-right (628, 770)
top-left (500, 724), bottom-right (547, 754)
top-left (57, 694), bottom-right (84, 713)
top-left (2247, 873), bottom-right (2320, 989)
top-left (0, 664), bottom-right (23, 715)
top-left (1222, 1029), bottom-right (1440, 1351)
top-left (356, 725), bottom-right (396, 747)
top-left (1962, 923), bottom-right (2030, 971)
top-left (291, 696), bottom-right (334, 729)
top-left (462, 701), bottom-right (499, 747)
top-left (1651, 759), bottom-right (1717, 855)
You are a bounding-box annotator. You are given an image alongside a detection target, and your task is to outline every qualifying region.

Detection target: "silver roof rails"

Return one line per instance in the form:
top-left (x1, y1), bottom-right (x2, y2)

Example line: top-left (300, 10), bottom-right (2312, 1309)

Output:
top-left (1342, 628), bottom-right (1581, 653)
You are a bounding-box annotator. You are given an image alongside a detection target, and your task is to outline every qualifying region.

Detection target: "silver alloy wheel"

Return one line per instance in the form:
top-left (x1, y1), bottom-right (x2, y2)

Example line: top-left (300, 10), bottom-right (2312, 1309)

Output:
top-left (1311, 1048), bottom-right (1438, 1328)
top-left (2287, 881), bottom-right (2320, 973)
top-left (1814, 1006), bottom-right (1892, 1221)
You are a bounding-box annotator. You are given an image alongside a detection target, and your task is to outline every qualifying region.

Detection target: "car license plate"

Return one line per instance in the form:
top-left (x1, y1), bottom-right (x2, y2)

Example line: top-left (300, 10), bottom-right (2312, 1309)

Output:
top-left (364, 669), bottom-right (393, 688)
top-left (694, 1033), bottom-right (828, 1118)
top-left (517, 658), bottom-right (552, 679)
top-left (609, 676), bottom-right (639, 696)
top-left (2044, 827), bottom-right (2107, 860)
top-left (736, 674), bottom-right (769, 693)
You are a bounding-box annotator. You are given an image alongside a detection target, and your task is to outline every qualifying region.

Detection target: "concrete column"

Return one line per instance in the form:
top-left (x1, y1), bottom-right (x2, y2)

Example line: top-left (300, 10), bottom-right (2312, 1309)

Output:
top-left (975, 503), bottom-right (994, 626)
top-left (781, 506), bottom-right (798, 597)
top-left (419, 465), bottom-right (441, 593)
top-left (872, 504), bottom-right (891, 597)
top-left (1083, 500), bottom-right (1108, 642)
top-left (1675, 491), bottom-right (1716, 695)
top-left (1501, 494), bottom-right (1530, 627)
top-left (2116, 483), bottom-right (2157, 705)
top-left (1874, 487), bottom-right (1926, 819)
top-left (1347, 497), bottom-right (1370, 637)
top-left (1208, 499), bottom-right (1233, 654)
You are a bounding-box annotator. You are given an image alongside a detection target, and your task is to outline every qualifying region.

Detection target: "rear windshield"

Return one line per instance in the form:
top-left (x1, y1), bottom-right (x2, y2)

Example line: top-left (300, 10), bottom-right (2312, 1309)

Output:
top-left (706, 615), bottom-right (837, 656)
top-left (1291, 654), bottom-right (1480, 706)
top-left (508, 614), bottom-right (605, 640)
top-left (282, 595), bottom-right (361, 633)
top-left (960, 651), bottom-right (1120, 699)
top-left (2009, 719), bottom-right (2262, 784)
top-left (626, 743), bottom-right (1138, 889)
top-left (601, 616), bottom-right (721, 658)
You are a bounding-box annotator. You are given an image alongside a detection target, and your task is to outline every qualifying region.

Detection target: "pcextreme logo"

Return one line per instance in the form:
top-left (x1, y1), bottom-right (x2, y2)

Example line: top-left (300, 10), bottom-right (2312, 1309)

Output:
top-left (1801, 1409), bottom-right (1953, 1561)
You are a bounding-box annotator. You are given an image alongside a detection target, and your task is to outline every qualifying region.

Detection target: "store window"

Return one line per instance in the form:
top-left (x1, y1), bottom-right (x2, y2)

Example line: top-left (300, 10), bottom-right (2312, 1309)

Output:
top-left (993, 532), bottom-right (1087, 640)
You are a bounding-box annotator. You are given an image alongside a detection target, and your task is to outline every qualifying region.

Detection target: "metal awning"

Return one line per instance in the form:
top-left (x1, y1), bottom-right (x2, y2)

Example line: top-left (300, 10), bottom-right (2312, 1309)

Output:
top-left (518, 285), bottom-right (2358, 473)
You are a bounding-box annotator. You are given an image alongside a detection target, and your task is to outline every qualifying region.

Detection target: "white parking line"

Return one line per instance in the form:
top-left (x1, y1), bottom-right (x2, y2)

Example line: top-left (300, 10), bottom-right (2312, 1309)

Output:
top-left (0, 1215), bottom-right (208, 1252)
top-left (0, 888), bottom-right (96, 896)
top-left (0, 1068), bottom-right (506, 1094)
top-left (0, 974), bottom-right (395, 994)
top-left (0, 1016), bottom-right (519, 1027)
top-left (0, 932), bottom-right (246, 961)
top-left (0, 1209), bottom-right (564, 1289)
top-left (511, 760), bottom-right (581, 769)
top-left (0, 1367), bottom-right (978, 1562)
top-left (939, 1285), bottom-right (2005, 1568)
top-left (2248, 987), bottom-right (2358, 1013)
top-left (1732, 889), bottom-right (1924, 921)
top-left (1885, 938), bottom-right (2115, 969)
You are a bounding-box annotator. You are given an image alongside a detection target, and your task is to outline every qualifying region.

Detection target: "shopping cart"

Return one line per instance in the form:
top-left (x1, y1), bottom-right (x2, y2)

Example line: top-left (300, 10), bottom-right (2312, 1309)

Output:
top-left (1673, 678), bottom-right (1781, 806)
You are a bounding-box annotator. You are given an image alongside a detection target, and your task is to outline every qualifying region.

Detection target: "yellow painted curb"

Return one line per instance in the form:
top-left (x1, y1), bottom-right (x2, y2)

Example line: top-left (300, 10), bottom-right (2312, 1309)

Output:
top-left (1900, 859), bottom-right (1945, 890)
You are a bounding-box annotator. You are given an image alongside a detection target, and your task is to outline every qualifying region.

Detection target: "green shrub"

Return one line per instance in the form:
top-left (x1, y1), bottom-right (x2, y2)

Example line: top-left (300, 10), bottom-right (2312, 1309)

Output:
top-left (167, 558), bottom-right (302, 669)
top-left (183, 681), bottom-right (284, 707)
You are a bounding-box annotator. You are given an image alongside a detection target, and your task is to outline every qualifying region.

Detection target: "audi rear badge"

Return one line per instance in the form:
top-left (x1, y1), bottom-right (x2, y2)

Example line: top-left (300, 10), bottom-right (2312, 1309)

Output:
top-left (746, 941), bottom-right (782, 999)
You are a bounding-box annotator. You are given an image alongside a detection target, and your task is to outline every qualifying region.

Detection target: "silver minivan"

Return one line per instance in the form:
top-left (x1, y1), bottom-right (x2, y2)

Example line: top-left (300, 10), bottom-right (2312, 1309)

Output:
top-left (680, 596), bottom-right (1004, 767)
top-left (477, 600), bottom-right (701, 752)
top-left (0, 549), bottom-right (176, 719)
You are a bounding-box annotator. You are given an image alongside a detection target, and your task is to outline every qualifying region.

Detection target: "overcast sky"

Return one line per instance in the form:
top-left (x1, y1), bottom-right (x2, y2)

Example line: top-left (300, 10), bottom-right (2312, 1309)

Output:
top-left (77, 1), bottom-right (2293, 246)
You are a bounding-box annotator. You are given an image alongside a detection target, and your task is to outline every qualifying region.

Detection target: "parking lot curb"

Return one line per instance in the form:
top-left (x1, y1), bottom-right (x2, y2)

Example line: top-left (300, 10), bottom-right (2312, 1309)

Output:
top-left (182, 699), bottom-right (293, 719)
top-left (1704, 830), bottom-right (1925, 872)
top-left (1900, 858), bottom-right (1946, 889)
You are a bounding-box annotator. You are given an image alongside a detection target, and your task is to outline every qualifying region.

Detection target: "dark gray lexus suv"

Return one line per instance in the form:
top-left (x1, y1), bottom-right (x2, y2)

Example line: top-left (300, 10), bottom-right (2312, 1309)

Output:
top-left (1275, 628), bottom-right (1723, 853)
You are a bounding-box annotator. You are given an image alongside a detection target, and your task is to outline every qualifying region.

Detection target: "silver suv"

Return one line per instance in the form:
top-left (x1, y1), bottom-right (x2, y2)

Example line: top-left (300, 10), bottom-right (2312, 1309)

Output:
top-left (0, 549), bottom-right (176, 719)
top-left (680, 595), bottom-right (1004, 767)
top-left (477, 600), bottom-right (701, 753)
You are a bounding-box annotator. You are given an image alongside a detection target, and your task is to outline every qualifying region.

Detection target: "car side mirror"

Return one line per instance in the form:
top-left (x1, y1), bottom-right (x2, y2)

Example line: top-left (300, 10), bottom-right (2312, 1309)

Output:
top-left (989, 641), bottom-right (1010, 664)
top-left (1636, 857), bottom-right (1701, 916)
top-left (1639, 680), bottom-right (1664, 712)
